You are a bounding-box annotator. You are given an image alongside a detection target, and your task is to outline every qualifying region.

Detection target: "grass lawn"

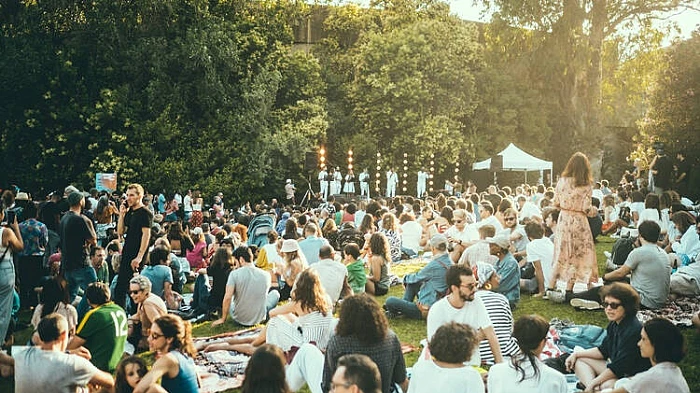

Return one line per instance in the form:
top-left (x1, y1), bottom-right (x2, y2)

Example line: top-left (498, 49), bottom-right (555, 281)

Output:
top-left (2, 236), bottom-right (698, 392)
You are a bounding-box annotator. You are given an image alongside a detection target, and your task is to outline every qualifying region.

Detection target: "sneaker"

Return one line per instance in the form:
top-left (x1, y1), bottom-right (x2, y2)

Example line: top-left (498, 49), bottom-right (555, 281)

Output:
top-left (606, 258), bottom-right (618, 271)
top-left (570, 298), bottom-right (602, 310)
top-left (603, 251), bottom-right (611, 258)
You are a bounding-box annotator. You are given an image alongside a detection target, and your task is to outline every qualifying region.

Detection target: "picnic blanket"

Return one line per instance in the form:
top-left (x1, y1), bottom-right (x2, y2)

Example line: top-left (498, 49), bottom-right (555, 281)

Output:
top-left (636, 295), bottom-right (700, 327)
top-left (194, 328), bottom-right (261, 393)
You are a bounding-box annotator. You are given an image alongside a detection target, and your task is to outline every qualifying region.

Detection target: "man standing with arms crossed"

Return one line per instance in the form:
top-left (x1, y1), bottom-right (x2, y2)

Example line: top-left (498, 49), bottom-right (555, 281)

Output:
top-left (115, 183), bottom-right (152, 310)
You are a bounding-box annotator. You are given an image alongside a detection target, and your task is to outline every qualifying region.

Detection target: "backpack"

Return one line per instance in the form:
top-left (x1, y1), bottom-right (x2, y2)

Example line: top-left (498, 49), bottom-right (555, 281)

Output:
top-left (611, 236), bottom-right (636, 266)
top-left (618, 206), bottom-right (632, 224)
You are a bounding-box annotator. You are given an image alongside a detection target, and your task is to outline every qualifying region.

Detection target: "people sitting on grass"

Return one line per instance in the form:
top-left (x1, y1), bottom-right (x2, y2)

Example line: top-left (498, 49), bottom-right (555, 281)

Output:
top-left (323, 294), bottom-right (408, 393)
top-left (408, 322), bottom-right (484, 393)
top-left (488, 314), bottom-right (567, 393)
top-left (564, 283), bottom-right (650, 391)
top-left (211, 245), bottom-right (279, 328)
top-left (0, 313), bottom-right (115, 392)
top-left (68, 282), bottom-right (127, 373)
top-left (384, 234), bottom-right (452, 319)
top-left (472, 262), bottom-right (520, 364)
top-left (609, 317), bottom-right (690, 393)
top-left (523, 221), bottom-right (554, 297)
top-left (487, 233), bottom-right (520, 309)
top-left (134, 314), bottom-right (199, 393)
top-left (426, 264), bottom-right (503, 366)
top-left (364, 232), bottom-right (392, 296)
top-left (570, 221), bottom-right (670, 310)
top-left (128, 275), bottom-right (168, 352)
top-left (310, 245), bottom-right (352, 305)
top-left (343, 243), bottom-right (367, 294)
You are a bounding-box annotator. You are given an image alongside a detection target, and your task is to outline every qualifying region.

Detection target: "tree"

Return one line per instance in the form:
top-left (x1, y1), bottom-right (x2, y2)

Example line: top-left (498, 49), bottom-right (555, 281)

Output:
top-left (478, 0), bottom-right (698, 172)
top-left (640, 31), bottom-right (700, 157)
top-left (0, 0), bottom-right (328, 202)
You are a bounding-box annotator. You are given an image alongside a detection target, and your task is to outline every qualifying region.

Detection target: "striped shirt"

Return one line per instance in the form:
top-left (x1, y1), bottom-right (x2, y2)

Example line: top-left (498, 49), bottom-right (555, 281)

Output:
top-left (476, 290), bottom-right (520, 364)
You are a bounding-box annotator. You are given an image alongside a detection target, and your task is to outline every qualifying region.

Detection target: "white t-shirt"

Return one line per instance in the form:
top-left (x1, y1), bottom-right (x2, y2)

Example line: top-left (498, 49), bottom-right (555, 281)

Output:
top-left (427, 296), bottom-right (492, 365)
top-left (624, 362), bottom-right (690, 393)
top-left (407, 360), bottom-right (484, 393)
top-left (526, 238), bottom-right (554, 289)
top-left (446, 225), bottom-right (479, 244)
top-left (637, 208), bottom-right (660, 226)
top-left (520, 201), bottom-right (541, 220)
top-left (400, 221), bottom-right (423, 253)
top-left (487, 358), bottom-right (567, 393)
top-left (14, 346), bottom-right (98, 393)
top-left (310, 259), bottom-right (348, 303)
top-left (475, 215), bottom-right (503, 232)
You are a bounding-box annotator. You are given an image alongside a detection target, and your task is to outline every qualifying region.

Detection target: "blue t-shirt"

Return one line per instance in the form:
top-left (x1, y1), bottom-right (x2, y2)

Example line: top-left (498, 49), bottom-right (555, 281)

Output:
top-left (140, 265), bottom-right (173, 298)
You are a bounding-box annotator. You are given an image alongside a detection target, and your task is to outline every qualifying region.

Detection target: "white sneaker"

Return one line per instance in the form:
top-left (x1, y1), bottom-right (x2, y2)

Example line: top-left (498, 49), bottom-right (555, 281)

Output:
top-left (570, 298), bottom-right (602, 310)
top-left (603, 251), bottom-right (611, 258)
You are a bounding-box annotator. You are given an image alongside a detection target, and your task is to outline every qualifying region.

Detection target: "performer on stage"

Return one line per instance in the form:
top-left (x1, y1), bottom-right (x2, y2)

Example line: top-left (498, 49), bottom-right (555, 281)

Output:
top-left (285, 179), bottom-right (296, 205)
top-left (417, 167), bottom-right (428, 198)
top-left (332, 167), bottom-right (343, 195)
top-left (386, 168), bottom-right (398, 198)
top-left (359, 168), bottom-right (370, 198)
top-left (318, 167), bottom-right (329, 200)
top-left (343, 169), bottom-right (356, 194)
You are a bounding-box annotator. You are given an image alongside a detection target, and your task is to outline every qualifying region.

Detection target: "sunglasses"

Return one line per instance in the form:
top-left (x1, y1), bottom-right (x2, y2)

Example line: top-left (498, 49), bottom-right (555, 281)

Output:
top-left (453, 219), bottom-right (464, 224)
top-left (129, 290), bottom-right (142, 295)
top-left (149, 332), bottom-right (164, 340)
top-left (601, 301), bottom-right (622, 309)
top-left (505, 217), bottom-right (516, 222)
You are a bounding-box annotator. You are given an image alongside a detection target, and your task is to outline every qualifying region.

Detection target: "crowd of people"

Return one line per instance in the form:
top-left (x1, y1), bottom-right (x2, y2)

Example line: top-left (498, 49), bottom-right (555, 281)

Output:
top-left (0, 148), bottom-right (697, 392)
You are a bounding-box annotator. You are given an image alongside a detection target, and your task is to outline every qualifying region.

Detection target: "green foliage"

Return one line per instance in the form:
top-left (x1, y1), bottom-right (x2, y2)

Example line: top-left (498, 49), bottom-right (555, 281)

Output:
top-left (641, 31), bottom-right (700, 156)
top-left (0, 0), bottom-right (327, 201)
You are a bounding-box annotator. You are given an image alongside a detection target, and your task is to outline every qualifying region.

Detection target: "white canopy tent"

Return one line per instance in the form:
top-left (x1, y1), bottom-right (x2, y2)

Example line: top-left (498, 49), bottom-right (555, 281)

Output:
top-left (472, 143), bottom-right (553, 184)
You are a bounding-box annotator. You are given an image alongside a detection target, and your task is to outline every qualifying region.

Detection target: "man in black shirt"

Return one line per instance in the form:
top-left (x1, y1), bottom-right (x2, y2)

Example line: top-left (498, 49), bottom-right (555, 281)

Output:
top-left (650, 149), bottom-right (673, 194)
top-left (60, 191), bottom-right (97, 319)
top-left (115, 183), bottom-right (152, 309)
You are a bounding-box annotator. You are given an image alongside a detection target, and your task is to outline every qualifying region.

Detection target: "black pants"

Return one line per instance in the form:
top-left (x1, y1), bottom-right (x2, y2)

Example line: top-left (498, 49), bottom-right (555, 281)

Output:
top-left (18, 255), bottom-right (44, 308)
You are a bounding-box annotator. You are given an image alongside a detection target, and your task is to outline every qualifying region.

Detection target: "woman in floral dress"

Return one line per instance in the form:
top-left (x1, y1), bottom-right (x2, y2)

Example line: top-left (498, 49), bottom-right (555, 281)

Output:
top-left (551, 152), bottom-right (599, 292)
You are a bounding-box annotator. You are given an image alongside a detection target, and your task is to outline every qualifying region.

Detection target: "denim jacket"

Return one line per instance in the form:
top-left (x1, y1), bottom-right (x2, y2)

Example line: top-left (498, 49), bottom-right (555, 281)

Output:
top-left (404, 252), bottom-right (451, 307)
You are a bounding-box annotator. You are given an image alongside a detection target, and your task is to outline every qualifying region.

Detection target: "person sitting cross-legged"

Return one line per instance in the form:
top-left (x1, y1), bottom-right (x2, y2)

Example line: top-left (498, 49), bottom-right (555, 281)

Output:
top-left (383, 234), bottom-right (452, 319)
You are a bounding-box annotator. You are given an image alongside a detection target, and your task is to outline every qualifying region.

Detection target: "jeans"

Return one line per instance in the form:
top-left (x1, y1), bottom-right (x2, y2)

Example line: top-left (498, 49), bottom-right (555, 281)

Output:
top-left (65, 266), bottom-right (97, 321)
top-left (0, 261), bottom-right (15, 343)
top-left (401, 247), bottom-right (417, 258)
top-left (384, 281), bottom-right (422, 319)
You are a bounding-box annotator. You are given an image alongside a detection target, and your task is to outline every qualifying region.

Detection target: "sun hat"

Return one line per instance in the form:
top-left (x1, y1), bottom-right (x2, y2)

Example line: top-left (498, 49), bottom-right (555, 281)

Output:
top-left (280, 239), bottom-right (300, 253)
top-left (485, 233), bottom-right (510, 249)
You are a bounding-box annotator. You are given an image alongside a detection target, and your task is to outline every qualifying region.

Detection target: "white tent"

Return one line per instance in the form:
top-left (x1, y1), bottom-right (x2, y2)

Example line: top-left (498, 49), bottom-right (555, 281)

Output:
top-left (472, 143), bottom-right (552, 183)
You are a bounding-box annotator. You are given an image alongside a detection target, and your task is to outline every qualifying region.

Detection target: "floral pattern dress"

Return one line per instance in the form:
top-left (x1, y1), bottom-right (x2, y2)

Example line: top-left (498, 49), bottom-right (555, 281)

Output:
top-left (551, 177), bottom-right (598, 287)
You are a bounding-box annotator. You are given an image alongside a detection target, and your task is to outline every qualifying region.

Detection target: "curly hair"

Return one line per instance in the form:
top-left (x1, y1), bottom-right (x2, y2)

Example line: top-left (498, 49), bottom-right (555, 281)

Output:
top-left (429, 322), bottom-right (477, 364)
top-left (369, 232), bottom-right (391, 262)
top-left (600, 282), bottom-right (640, 317)
top-left (335, 294), bottom-right (388, 345)
top-left (292, 269), bottom-right (329, 316)
top-left (153, 314), bottom-right (196, 358)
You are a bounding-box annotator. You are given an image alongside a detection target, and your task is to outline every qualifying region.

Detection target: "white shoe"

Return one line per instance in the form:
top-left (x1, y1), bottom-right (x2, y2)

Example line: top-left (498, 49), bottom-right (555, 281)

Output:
top-left (603, 251), bottom-right (611, 258)
top-left (570, 298), bottom-right (602, 310)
